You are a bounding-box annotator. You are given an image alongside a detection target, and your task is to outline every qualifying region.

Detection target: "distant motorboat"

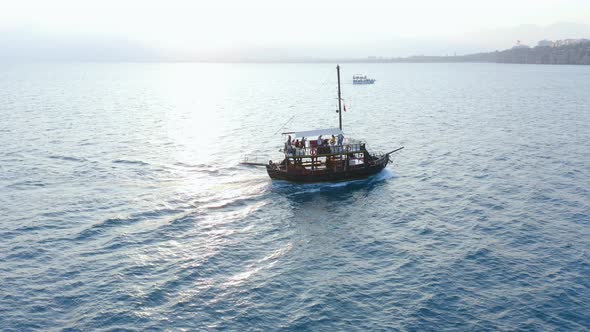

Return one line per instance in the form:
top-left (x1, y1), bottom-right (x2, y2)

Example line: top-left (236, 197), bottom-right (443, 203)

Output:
top-left (353, 74), bottom-right (376, 84)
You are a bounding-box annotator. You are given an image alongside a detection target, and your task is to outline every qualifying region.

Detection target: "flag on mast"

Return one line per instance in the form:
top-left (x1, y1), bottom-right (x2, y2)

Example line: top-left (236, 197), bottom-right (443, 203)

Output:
top-left (343, 104), bottom-right (347, 112)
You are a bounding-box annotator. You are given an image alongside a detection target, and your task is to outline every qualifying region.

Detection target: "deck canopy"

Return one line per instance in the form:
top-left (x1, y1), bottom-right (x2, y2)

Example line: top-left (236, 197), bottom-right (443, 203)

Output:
top-left (285, 128), bottom-right (344, 138)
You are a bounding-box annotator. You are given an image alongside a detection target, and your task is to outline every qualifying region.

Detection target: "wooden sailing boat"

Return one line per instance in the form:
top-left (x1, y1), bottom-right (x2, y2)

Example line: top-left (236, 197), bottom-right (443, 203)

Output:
top-left (264, 65), bottom-right (403, 183)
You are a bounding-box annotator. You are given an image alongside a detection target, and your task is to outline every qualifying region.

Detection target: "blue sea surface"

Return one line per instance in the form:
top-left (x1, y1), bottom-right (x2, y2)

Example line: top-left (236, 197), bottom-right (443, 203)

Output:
top-left (1, 62), bottom-right (589, 331)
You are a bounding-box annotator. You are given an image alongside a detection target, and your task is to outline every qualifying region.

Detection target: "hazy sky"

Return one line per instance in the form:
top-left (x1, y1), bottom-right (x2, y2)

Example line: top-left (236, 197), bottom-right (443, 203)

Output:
top-left (2, 0), bottom-right (590, 60)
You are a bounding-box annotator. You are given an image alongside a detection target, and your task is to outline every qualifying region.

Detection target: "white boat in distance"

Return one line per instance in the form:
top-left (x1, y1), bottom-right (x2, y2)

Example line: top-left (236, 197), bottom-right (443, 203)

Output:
top-left (353, 74), bottom-right (376, 84)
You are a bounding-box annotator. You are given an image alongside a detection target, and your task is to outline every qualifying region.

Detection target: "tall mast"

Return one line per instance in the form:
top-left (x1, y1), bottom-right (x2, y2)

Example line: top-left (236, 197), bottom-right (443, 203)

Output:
top-left (337, 65), bottom-right (342, 130)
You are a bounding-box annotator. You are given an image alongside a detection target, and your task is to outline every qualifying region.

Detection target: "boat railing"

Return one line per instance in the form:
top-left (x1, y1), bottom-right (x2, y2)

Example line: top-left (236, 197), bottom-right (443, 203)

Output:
top-left (283, 142), bottom-right (366, 157)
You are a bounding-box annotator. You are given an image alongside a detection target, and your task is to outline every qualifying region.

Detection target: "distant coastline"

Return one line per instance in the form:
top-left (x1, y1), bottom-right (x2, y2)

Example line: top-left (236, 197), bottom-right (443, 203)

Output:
top-left (309, 39), bottom-right (590, 65)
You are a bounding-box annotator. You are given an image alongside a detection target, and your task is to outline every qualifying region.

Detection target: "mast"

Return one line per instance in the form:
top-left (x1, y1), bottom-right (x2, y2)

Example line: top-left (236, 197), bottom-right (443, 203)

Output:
top-left (337, 65), bottom-right (342, 130)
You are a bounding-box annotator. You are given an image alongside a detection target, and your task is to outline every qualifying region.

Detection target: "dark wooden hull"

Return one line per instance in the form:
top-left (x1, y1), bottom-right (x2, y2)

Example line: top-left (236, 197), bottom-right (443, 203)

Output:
top-left (266, 156), bottom-right (389, 183)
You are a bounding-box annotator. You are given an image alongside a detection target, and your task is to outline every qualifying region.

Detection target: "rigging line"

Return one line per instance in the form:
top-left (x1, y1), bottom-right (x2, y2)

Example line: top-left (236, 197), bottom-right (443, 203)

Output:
top-left (273, 114), bottom-right (296, 135)
top-left (269, 66), bottom-right (336, 137)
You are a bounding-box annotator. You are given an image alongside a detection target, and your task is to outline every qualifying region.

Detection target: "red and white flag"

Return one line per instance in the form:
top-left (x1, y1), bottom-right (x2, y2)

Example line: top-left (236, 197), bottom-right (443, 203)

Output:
top-left (343, 104), bottom-right (347, 112)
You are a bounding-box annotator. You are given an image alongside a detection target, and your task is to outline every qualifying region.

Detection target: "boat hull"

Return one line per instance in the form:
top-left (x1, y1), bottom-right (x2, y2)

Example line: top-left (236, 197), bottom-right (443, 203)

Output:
top-left (266, 157), bottom-right (389, 183)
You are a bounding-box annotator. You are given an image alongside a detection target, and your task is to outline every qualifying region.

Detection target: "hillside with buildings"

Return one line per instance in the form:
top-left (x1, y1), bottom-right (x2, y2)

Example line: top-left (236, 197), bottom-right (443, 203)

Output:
top-left (382, 39), bottom-right (590, 65)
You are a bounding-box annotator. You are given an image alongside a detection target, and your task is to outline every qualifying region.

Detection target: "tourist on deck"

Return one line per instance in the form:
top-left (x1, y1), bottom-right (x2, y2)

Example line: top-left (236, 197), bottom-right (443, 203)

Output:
top-left (330, 135), bottom-right (336, 153)
top-left (284, 135), bottom-right (290, 154)
top-left (294, 139), bottom-right (300, 148)
top-left (300, 137), bottom-right (307, 154)
top-left (337, 133), bottom-right (344, 145)
top-left (317, 135), bottom-right (323, 146)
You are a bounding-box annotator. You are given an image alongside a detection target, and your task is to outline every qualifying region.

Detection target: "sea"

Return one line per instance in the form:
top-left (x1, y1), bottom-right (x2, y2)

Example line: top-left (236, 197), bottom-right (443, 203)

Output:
top-left (1, 62), bottom-right (589, 331)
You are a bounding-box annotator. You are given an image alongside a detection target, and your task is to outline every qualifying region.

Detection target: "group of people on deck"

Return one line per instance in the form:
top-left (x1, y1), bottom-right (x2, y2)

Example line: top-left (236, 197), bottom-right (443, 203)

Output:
top-left (285, 133), bottom-right (345, 155)
top-left (290, 137), bottom-right (306, 149)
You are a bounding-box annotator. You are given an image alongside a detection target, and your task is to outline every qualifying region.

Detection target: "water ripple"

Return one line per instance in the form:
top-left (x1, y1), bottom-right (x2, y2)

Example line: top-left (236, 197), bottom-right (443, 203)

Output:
top-left (1, 63), bottom-right (589, 331)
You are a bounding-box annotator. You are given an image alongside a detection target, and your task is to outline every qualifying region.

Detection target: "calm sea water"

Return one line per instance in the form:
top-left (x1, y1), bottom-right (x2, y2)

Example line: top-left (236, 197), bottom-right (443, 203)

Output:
top-left (1, 62), bottom-right (589, 331)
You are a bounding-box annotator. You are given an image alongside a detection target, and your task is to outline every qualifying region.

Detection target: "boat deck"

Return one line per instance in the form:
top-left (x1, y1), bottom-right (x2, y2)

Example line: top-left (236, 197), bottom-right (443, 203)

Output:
top-left (284, 142), bottom-right (366, 158)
